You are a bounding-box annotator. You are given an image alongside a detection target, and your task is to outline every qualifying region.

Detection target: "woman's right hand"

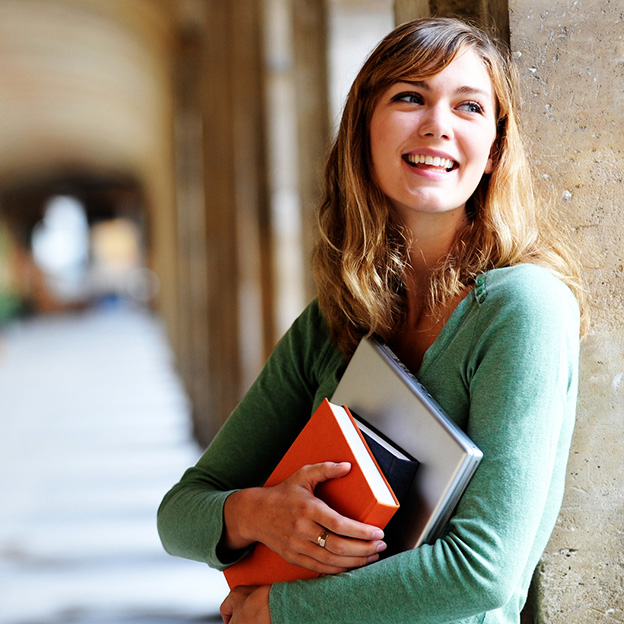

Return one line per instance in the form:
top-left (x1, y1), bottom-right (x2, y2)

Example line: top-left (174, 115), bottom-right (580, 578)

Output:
top-left (222, 461), bottom-right (387, 575)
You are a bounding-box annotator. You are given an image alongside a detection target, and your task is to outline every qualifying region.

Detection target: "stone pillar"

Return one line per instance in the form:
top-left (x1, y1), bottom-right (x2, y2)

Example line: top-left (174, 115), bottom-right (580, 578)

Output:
top-left (394, 0), bottom-right (431, 22)
top-left (394, 0), bottom-right (509, 41)
top-left (292, 0), bottom-right (331, 299)
top-left (230, 1), bottom-right (275, 384)
top-left (510, 2), bottom-right (624, 621)
top-left (181, 0), bottom-right (273, 445)
top-left (263, 0), bottom-right (308, 335)
top-left (172, 1), bottom-right (210, 428)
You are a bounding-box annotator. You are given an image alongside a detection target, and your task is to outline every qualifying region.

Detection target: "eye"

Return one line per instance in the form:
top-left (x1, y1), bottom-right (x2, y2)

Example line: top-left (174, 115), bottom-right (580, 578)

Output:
top-left (392, 91), bottom-right (424, 105)
top-left (458, 101), bottom-right (485, 115)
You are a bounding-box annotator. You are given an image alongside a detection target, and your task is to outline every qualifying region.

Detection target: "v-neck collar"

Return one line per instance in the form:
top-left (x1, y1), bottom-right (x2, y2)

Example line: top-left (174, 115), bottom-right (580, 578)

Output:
top-left (417, 279), bottom-right (481, 377)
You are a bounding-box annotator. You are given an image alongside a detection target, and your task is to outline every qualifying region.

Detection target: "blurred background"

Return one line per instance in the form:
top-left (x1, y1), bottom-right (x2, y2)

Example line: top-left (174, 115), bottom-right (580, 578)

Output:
top-left (0, 1), bottom-right (396, 622)
top-left (2, 1), bottom-right (621, 623)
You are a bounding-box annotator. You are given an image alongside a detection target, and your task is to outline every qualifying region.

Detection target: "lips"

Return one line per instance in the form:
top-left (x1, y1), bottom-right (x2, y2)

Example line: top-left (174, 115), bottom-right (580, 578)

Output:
top-left (403, 153), bottom-right (457, 172)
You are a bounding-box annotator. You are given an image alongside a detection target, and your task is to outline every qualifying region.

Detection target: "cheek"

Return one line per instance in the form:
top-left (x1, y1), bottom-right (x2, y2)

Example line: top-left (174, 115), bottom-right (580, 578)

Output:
top-left (369, 115), bottom-right (411, 179)
top-left (369, 115), bottom-right (387, 158)
top-left (369, 121), bottom-right (391, 180)
top-left (469, 129), bottom-right (497, 175)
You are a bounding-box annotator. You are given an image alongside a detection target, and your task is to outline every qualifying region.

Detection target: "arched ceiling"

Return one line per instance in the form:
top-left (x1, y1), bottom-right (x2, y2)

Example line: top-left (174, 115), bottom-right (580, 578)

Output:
top-left (0, 0), bottom-right (175, 193)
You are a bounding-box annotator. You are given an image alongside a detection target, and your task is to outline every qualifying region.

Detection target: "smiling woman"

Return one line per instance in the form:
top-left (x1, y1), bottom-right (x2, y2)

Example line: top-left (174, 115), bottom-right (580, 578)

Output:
top-left (158, 17), bottom-right (586, 624)
top-left (314, 18), bottom-right (585, 357)
top-left (369, 50), bottom-right (497, 239)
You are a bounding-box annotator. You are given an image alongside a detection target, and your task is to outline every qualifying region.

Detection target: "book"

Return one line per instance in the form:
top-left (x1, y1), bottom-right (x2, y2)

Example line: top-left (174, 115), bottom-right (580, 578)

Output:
top-left (331, 336), bottom-right (482, 554)
top-left (223, 398), bottom-right (400, 588)
top-left (354, 414), bottom-right (419, 505)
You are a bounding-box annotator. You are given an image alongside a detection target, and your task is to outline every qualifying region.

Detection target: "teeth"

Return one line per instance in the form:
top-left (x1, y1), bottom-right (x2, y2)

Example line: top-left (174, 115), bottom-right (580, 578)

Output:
top-left (406, 154), bottom-right (454, 170)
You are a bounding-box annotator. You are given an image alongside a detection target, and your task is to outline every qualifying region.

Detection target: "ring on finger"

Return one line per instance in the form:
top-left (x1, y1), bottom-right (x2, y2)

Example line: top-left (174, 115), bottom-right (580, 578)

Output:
top-left (317, 529), bottom-right (329, 548)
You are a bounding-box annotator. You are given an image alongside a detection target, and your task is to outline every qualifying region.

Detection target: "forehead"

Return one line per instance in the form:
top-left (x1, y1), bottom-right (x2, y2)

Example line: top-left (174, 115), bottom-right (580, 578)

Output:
top-left (403, 49), bottom-right (493, 92)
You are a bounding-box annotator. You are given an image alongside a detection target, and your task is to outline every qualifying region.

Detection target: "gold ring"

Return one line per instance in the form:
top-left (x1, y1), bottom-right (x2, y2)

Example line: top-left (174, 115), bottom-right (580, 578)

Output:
top-left (317, 529), bottom-right (329, 548)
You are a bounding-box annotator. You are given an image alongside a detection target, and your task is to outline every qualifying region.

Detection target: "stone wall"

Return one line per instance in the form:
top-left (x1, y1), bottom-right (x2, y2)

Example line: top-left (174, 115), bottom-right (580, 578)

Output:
top-left (510, 1), bottom-right (624, 621)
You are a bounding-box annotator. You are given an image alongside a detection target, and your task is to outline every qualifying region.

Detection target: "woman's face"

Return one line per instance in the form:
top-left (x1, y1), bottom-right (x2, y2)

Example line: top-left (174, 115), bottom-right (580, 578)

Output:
top-left (369, 49), bottom-right (497, 228)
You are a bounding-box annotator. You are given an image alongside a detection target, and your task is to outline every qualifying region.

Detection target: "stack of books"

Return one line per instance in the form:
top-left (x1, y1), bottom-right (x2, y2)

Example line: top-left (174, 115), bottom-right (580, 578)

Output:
top-left (224, 337), bottom-right (482, 588)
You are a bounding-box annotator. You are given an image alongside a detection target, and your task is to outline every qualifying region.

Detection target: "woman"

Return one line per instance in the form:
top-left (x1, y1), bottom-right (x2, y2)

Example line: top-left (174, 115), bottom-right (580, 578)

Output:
top-left (158, 17), bottom-right (585, 624)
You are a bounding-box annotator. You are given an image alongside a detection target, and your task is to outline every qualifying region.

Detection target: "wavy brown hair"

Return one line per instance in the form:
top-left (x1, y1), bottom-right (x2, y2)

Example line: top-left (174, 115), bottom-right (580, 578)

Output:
top-left (312, 17), bottom-right (586, 355)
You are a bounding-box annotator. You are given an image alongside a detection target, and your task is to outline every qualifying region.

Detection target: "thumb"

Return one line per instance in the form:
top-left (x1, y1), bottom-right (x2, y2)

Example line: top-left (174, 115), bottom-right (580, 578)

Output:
top-left (297, 461), bottom-right (352, 490)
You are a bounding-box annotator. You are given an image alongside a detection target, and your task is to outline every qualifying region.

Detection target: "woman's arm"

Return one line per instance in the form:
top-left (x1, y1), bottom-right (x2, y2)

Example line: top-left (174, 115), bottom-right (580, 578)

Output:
top-left (157, 300), bottom-right (384, 573)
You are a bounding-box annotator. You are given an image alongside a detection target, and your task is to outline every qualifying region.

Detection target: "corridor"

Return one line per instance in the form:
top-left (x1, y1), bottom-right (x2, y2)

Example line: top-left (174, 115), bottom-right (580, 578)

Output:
top-left (0, 305), bottom-right (228, 623)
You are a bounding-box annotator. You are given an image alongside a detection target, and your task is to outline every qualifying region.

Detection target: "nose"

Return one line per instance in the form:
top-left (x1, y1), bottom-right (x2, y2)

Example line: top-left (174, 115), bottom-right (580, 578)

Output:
top-left (418, 105), bottom-right (453, 140)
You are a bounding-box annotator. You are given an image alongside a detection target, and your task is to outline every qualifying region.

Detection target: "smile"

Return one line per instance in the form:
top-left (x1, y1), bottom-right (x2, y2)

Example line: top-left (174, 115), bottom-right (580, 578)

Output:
top-left (404, 154), bottom-right (456, 172)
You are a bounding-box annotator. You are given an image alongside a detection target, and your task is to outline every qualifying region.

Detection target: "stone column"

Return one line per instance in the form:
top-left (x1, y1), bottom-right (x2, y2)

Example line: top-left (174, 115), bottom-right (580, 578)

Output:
top-left (230, 1), bottom-right (275, 384)
top-left (394, 0), bottom-right (509, 41)
top-left (182, 0), bottom-right (273, 445)
top-left (292, 0), bottom-right (331, 299)
top-left (394, 0), bottom-right (430, 22)
top-left (172, 1), bottom-right (210, 431)
top-left (510, 2), bottom-right (624, 621)
top-left (190, 0), bottom-right (241, 445)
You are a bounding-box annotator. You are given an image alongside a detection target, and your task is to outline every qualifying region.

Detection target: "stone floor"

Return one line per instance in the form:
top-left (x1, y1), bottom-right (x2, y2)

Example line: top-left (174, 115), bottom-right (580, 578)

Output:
top-left (0, 304), bottom-right (229, 624)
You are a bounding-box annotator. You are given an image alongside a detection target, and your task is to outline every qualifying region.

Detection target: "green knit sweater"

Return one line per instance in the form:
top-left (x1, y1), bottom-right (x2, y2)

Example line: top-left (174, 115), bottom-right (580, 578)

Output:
top-left (158, 264), bottom-right (580, 624)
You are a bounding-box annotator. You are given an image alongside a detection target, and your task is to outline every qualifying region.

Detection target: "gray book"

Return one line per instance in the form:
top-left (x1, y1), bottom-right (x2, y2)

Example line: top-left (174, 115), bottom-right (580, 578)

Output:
top-left (331, 336), bottom-right (482, 554)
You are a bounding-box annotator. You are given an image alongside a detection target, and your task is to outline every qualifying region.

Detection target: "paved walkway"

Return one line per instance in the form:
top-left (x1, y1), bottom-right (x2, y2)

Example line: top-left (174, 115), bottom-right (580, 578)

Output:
top-left (0, 304), bottom-right (229, 623)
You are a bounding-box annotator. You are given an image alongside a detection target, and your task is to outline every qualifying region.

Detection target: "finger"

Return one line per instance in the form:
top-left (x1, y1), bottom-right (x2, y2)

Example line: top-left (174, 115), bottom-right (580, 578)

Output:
top-left (220, 594), bottom-right (233, 624)
top-left (220, 586), bottom-right (255, 624)
top-left (290, 465), bottom-right (387, 543)
top-left (281, 548), bottom-right (358, 576)
top-left (286, 504), bottom-right (385, 557)
top-left (317, 529), bottom-right (387, 559)
top-left (315, 503), bottom-right (387, 542)
top-left (292, 527), bottom-right (386, 571)
top-left (287, 540), bottom-right (381, 576)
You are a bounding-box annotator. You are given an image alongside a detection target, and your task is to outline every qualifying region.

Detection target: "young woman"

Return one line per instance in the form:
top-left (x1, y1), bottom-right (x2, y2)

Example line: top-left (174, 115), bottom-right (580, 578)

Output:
top-left (158, 17), bottom-right (585, 624)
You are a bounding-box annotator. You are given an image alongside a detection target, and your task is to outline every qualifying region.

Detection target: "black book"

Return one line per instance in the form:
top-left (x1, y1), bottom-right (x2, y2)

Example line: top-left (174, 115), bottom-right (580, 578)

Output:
top-left (354, 414), bottom-right (419, 504)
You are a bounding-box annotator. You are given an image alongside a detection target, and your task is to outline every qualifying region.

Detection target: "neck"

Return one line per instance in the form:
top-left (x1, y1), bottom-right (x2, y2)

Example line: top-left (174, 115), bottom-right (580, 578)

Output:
top-left (404, 208), bottom-right (467, 277)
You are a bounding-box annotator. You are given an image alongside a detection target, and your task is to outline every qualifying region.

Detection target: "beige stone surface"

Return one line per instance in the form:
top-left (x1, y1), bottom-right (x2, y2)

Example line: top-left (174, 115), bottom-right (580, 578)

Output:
top-left (510, 1), bottom-right (624, 621)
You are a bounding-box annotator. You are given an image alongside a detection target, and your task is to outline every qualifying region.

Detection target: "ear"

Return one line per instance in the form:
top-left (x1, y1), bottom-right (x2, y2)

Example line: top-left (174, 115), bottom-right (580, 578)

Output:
top-left (484, 135), bottom-right (500, 175)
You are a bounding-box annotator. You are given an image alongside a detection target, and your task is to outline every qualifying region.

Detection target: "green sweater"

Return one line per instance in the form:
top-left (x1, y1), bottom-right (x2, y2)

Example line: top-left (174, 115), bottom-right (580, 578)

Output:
top-left (158, 264), bottom-right (580, 624)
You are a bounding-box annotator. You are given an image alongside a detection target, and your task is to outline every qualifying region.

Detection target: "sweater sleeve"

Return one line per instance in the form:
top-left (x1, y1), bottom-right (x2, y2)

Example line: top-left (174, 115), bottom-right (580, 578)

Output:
top-left (268, 267), bottom-right (580, 624)
top-left (156, 300), bottom-right (342, 569)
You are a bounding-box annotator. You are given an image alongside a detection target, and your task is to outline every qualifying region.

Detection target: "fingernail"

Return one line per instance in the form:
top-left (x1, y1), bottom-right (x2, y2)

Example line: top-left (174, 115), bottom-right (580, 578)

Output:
top-left (376, 541), bottom-right (387, 552)
top-left (367, 554), bottom-right (380, 564)
top-left (372, 529), bottom-right (384, 540)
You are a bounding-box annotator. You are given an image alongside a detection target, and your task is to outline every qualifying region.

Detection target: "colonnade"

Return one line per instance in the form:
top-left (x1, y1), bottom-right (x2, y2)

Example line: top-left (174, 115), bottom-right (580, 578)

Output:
top-left (0, 2), bottom-right (620, 621)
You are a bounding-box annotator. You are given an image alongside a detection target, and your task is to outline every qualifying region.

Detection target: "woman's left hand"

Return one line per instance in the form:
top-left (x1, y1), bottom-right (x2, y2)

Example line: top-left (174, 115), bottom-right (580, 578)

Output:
top-left (220, 585), bottom-right (271, 624)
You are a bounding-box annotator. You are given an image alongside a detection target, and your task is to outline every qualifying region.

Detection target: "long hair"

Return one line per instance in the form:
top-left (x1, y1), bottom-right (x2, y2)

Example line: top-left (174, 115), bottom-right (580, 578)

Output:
top-left (312, 17), bottom-right (586, 356)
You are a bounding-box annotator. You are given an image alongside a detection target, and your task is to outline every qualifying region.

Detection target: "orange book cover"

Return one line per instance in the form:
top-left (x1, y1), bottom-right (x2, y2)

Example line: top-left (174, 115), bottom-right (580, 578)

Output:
top-left (224, 398), bottom-right (399, 588)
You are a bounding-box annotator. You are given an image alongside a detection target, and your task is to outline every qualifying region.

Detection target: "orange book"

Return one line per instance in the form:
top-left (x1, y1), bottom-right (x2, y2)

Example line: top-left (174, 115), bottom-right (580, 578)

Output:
top-left (224, 398), bottom-right (399, 588)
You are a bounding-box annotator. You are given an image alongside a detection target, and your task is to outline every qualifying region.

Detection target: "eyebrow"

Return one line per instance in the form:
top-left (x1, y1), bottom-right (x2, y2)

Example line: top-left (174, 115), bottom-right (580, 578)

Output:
top-left (397, 79), bottom-right (492, 99)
